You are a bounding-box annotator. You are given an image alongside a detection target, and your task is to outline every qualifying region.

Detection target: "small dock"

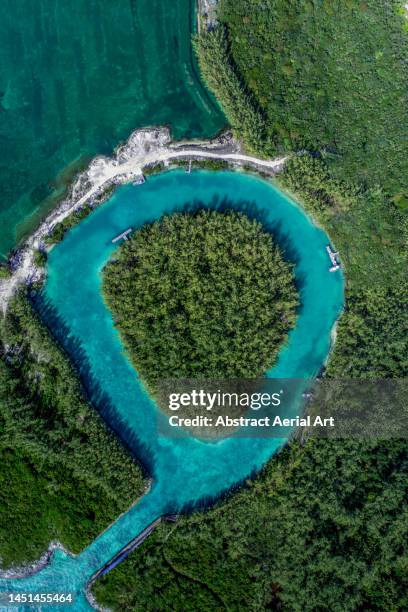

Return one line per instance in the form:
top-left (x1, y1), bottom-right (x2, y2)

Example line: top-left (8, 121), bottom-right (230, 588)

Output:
top-left (112, 228), bottom-right (132, 243)
top-left (326, 245), bottom-right (340, 272)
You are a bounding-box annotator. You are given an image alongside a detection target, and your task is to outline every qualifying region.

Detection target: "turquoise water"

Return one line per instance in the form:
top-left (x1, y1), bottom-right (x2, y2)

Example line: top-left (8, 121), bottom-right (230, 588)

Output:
top-left (0, 170), bottom-right (344, 609)
top-left (0, 0), bottom-right (224, 258)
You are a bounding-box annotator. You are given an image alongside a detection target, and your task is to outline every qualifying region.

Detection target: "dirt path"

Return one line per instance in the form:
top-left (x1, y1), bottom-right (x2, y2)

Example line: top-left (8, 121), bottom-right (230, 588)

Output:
top-left (0, 127), bottom-right (288, 314)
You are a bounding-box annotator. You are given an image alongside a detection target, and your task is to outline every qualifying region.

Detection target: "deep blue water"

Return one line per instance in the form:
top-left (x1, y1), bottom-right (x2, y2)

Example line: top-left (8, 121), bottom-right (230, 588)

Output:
top-left (0, 170), bottom-right (344, 610)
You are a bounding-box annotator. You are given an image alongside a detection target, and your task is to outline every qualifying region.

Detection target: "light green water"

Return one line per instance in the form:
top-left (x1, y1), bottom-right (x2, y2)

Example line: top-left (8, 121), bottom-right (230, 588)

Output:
top-left (0, 170), bottom-right (344, 609)
top-left (0, 0), bottom-right (224, 258)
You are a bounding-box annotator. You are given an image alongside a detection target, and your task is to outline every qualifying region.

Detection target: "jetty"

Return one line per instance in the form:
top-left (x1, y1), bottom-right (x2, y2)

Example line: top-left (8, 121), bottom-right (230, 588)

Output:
top-left (89, 513), bottom-right (179, 583)
top-left (326, 245), bottom-right (340, 272)
top-left (112, 228), bottom-right (132, 243)
top-left (92, 517), bottom-right (161, 580)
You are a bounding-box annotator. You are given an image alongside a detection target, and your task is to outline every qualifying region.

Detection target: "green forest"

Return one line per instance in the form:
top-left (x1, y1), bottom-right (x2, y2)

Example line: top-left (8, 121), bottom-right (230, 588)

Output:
top-left (1, 0), bottom-right (408, 608)
top-left (103, 209), bottom-right (298, 392)
top-left (94, 437), bottom-right (408, 611)
top-left (195, 0), bottom-right (408, 199)
top-left (0, 293), bottom-right (147, 567)
top-left (93, 159), bottom-right (408, 611)
top-left (94, 1), bottom-right (408, 610)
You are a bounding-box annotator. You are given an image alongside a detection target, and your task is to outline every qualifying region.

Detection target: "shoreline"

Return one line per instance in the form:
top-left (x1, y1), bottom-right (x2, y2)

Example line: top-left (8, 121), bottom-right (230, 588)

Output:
top-left (0, 141), bottom-right (344, 607)
top-left (0, 126), bottom-right (288, 315)
top-left (0, 130), bottom-right (343, 601)
top-left (0, 481), bottom-right (152, 586)
top-left (0, 542), bottom-right (71, 580)
top-left (272, 176), bottom-right (346, 371)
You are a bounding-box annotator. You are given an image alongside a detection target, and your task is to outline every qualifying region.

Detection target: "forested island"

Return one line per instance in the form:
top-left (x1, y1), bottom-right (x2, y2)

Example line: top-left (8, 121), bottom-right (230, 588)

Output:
top-left (94, 1), bottom-right (408, 609)
top-left (103, 209), bottom-right (298, 391)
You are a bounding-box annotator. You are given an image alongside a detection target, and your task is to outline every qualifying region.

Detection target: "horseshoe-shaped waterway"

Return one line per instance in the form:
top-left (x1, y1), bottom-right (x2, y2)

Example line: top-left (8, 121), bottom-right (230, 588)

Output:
top-left (0, 170), bottom-right (344, 609)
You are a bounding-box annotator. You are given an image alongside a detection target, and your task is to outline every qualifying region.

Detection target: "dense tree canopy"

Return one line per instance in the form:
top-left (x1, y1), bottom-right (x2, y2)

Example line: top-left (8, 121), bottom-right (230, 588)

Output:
top-left (103, 210), bottom-right (298, 390)
top-left (0, 294), bottom-right (147, 567)
top-left (94, 2), bottom-right (408, 610)
top-left (196, 0), bottom-right (408, 198)
top-left (94, 437), bottom-right (408, 611)
top-left (193, 27), bottom-right (268, 154)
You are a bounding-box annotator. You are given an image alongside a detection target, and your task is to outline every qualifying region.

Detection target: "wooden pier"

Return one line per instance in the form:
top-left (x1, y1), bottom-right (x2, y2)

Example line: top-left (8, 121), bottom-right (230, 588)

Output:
top-left (112, 228), bottom-right (132, 244)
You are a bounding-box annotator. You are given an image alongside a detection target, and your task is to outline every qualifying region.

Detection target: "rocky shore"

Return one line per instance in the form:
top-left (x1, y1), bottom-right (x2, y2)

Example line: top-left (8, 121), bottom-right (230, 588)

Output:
top-left (197, 0), bottom-right (218, 32)
top-left (0, 126), bottom-right (288, 314)
top-left (0, 542), bottom-right (70, 580)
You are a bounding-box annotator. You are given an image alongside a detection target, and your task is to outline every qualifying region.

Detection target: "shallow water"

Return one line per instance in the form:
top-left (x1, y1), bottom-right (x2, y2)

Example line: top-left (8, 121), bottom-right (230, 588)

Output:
top-left (0, 170), bottom-right (344, 609)
top-left (0, 0), bottom-right (224, 258)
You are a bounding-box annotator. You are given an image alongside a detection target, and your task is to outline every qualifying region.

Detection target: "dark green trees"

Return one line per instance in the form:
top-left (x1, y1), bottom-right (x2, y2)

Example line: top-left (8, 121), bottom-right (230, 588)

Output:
top-left (193, 28), bottom-right (269, 155)
top-left (0, 294), bottom-right (147, 567)
top-left (199, 0), bottom-right (408, 197)
top-left (103, 210), bottom-right (298, 390)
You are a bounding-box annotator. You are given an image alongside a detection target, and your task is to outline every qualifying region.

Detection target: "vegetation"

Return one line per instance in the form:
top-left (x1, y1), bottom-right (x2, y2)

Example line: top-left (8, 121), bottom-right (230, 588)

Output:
top-left (195, 0), bottom-right (408, 198)
top-left (143, 162), bottom-right (165, 175)
top-left (93, 155), bottom-right (408, 612)
top-left (44, 186), bottom-right (119, 247)
top-left (33, 249), bottom-right (47, 267)
top-left (281, 155), bottom-right (357, 218)
top-left (393, 192), bottom-right (408, 212)
top-left (279, 155), bottom-right (408, 377)
top-left (44, 205), bottom-right (94, 245)
top-left (2, 0), bottom-right (408, 607)
top-left (103, 210), bottom-right (298, 390)
top-left (327, 286), bottom-right (408, 378)
top-left (144, 160), bottom-right (230, 176)
top-left (193, 28), bottom-right (268, 154)
top-left (94, 1), bottom-right (408, 610)
top-left (281, 155), bottom-right (408, 288)
top-left (0, 265), bottom-right (11, 280)
top-left (93, 438), bottom-right (408, 611)
top-left (0, 293), bottom-right (147, 568)
top-left (175, 158), bottom-right (230, 171)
